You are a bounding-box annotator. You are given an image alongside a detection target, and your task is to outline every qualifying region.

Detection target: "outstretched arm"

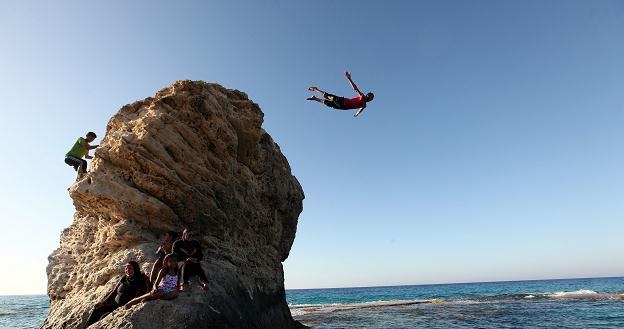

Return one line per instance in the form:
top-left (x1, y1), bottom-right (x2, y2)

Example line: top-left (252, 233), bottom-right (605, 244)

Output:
top-left (354, 107), bottom-right (367, 117)
top-left (344, 71), bottom-right (364, 97)
top-left (81, 140), bottom-right (99, 150)
top-left (152, 269), bottom-right (166, 292)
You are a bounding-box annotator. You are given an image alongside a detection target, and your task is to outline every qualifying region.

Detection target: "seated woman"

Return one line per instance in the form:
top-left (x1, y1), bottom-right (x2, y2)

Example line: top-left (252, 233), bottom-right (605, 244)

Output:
top-left (125, 253), bottom-right (180, 309)
top-left (82, 261), bottom-right (149, 329)
top-left (149, 231), bottom-right (178, 288)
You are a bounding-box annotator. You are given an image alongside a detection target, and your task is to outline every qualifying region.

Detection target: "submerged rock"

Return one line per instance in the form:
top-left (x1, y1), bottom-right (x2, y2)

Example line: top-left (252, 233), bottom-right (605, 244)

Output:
top-left (41, 80), bottom-right (305, 329)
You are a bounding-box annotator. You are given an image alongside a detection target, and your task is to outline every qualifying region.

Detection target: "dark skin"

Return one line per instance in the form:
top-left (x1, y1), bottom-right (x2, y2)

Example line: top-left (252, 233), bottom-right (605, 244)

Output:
top-left (178, 230), bottom-right (208, 291)
top-left (149, 232), bottom-right (176, 287)
top-left (179, 231), bottom-right (198, 263)
top-left (82, 135), bottom-right (99, 160)
top-left (125, 257), bottom-right (179, 309)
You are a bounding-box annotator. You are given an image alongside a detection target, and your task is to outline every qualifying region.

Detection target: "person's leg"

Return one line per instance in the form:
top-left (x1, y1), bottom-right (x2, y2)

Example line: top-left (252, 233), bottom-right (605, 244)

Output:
top-left (79, 159), bottom-right (88, 173)
top-left (83, 307), bottom-right (102, 329)
top-left (124, 291), bottom-right (161, 309)
top-left (65, 157), bottom-right (80, 171)
top-left (180, 261), bottom-right (190, 290)
top-left (162, 291), bottom-right (179, 300)
top-left (185, 262), bottom-right (209, 290)
top-left (194, 264), bottom-right (209, 289)
top-left (308, 86), bottom-right (327, 97)
top-left (320, 94), bottom-right (345, 110)
top-left (306, 96), bottom-right (324, 103)
top-left (83, 305), bottom-right (116, 329)
top-left (149, 259), bottom-right (163, 289)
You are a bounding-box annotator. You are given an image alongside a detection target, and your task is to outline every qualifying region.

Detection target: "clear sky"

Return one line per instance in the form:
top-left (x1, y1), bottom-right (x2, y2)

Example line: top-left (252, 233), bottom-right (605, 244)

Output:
top-left (0, 0), bottom-right (623, 295)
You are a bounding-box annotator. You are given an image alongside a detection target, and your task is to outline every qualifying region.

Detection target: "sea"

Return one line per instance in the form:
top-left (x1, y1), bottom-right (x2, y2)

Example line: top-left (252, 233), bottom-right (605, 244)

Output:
top-left (288, 277), bottom-right (624, 329)
top-left (2, 277), bottom-right (623, 329)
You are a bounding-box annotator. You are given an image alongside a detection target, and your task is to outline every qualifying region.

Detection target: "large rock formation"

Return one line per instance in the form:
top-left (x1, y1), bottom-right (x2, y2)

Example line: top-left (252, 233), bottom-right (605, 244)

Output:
top-left (41, 81), bottom-right (305, 329)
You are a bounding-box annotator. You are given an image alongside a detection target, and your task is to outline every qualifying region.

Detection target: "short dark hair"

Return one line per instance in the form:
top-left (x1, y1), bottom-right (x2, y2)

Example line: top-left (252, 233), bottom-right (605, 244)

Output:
top-left (367, 92), bottom-right (375, 101)
top-left (162, 254), bottom-right (179, 274)
top-left (86, 132), bottom-right (97, 138)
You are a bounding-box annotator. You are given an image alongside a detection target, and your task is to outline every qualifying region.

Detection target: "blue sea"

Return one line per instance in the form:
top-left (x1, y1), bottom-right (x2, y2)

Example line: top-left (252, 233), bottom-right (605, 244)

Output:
top-left (287, 277), bottom-right (624, 328)
top-left (0, 295), bottom-right (48, 329)
top-left (3, 277), bottom-right (624, 328)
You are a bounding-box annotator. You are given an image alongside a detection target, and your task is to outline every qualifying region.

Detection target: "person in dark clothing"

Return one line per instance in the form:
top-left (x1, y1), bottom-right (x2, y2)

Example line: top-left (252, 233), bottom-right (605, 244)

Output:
top-left (173, 229), bottom-right (209, 291)
top-left (149, 231), bottom-right (179, 288)
top-left (82, 261), bottom-right (149, 329)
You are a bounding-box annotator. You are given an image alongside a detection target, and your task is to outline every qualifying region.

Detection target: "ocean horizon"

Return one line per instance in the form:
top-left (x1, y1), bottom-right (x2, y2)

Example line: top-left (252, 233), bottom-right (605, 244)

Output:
top-left (3, 276), bottom-right (624, 328)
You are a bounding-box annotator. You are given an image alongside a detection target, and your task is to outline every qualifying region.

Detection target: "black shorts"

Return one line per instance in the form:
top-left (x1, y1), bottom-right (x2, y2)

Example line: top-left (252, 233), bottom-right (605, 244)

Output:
top-left (322, 93), bottom-right (345, 109)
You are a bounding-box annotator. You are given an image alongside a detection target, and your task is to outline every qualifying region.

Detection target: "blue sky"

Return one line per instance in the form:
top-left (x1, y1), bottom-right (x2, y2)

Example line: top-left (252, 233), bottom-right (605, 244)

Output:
top-left (0, 0), bottom-right (623, 294)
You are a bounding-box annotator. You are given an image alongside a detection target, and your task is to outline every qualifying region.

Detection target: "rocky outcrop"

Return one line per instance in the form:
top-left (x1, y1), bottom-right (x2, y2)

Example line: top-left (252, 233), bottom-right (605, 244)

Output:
top-left (41, 81), bottom-right (305, 329)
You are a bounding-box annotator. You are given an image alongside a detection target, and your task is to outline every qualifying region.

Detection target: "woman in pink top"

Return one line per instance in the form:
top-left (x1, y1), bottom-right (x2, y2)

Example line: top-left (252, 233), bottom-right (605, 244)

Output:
top-left (307, 71), bottom-right (374, 117)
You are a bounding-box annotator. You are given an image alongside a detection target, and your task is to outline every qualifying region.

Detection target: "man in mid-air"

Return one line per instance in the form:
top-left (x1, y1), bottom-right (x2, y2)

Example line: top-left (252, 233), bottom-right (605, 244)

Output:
top-left (307, 71), bottom-right (374, 117)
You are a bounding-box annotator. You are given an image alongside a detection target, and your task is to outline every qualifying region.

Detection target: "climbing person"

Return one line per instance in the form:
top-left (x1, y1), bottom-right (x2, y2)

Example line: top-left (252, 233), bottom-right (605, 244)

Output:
top-left (125, 254), bottom-right (180, 309)
top-left (149, 231), bottom-right (179, 288)
top-left (65, 132), bottom-right (99, 177)
top-left (173, 229), bottom-right (209, 291)
top-left (82, 261), bottom-right (149, 329)
top-left (307, 71), bottom-right (374, 117)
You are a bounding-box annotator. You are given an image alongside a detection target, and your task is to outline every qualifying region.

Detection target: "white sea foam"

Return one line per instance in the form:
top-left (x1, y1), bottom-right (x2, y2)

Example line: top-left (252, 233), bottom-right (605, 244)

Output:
top-left (547, 290), bottom-right (598, 297)
top-left (289, 289), bottom-right (621, 318)
top-left (0, 309), bottom-right (19, 315)
top-left (289, 299), bottom-right (439, 317)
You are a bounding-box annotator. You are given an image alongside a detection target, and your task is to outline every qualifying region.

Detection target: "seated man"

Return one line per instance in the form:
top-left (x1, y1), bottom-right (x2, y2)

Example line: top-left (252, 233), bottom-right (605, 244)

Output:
top-left (307, 71), bottom-right (374, 117)
top-left (82, 261), bottom-right (149, 329)
top-left (173, 229), bottom-right (209, 291)
top-left (65, 132), bottom-right (98, 178)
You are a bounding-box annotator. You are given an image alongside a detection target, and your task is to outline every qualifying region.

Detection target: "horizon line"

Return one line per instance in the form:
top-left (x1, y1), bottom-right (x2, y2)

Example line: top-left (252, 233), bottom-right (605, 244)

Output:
top-left (285, 275), bottom-right (624, 291)
top-left (3, 275), bottom-right (622, 296)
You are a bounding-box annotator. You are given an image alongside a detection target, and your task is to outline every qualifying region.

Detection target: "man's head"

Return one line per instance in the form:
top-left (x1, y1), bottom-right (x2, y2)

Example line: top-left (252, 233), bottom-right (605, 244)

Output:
top-left (86, 132), bottom-right (97, 143)
top-left (366, 92), bottom-right (374, 102)
top-left (164, 230), bottom-right (178, 243)
top-left (182, 229), bottom-right (193, 241)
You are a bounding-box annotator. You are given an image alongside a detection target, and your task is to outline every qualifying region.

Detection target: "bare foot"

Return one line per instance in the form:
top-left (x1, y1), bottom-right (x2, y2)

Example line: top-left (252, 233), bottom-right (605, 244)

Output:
top-left (308, 86), bottom-right (318, 91)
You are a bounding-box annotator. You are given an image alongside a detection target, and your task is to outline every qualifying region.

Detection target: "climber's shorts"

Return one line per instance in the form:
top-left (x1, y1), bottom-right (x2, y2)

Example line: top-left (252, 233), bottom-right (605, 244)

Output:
top-left (322, 93), bottom-right (345, 109)
top-left (65, 156), bottom-right (87, 173)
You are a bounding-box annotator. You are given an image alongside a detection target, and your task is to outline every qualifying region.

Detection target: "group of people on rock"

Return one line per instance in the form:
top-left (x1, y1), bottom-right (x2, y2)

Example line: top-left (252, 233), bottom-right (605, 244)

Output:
top-left (82, 229), bottom-right (209, 329)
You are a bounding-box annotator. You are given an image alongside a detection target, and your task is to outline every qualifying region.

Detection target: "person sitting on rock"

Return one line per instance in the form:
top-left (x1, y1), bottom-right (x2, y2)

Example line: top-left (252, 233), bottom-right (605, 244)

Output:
top-left (82, 261), bottom-right (149, 329)
top-left (149, 230), bottom-right (179, 288)
top-left (306, 71), bottom-right (374, 117)
top-left (65, 132), bottom-right (98, 177)
top-left (173, 229), bottom-right (209, 291)
top-left (125, 254), bottom-right (180, 309)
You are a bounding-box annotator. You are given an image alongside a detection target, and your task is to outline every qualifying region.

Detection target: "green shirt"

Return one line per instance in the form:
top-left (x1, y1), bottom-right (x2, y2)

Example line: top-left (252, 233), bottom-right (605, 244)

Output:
top-left (66, 137), bottom-right (88, 159)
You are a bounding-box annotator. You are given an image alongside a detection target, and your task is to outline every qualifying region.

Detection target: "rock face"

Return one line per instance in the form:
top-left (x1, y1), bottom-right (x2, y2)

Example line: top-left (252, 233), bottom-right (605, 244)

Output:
top-left (41, 81), bottom-right (305, 329)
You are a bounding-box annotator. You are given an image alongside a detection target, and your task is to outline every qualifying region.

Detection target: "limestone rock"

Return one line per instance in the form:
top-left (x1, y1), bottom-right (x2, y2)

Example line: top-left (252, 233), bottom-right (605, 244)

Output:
top-left (41, 80), bottom-right (305, 329)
